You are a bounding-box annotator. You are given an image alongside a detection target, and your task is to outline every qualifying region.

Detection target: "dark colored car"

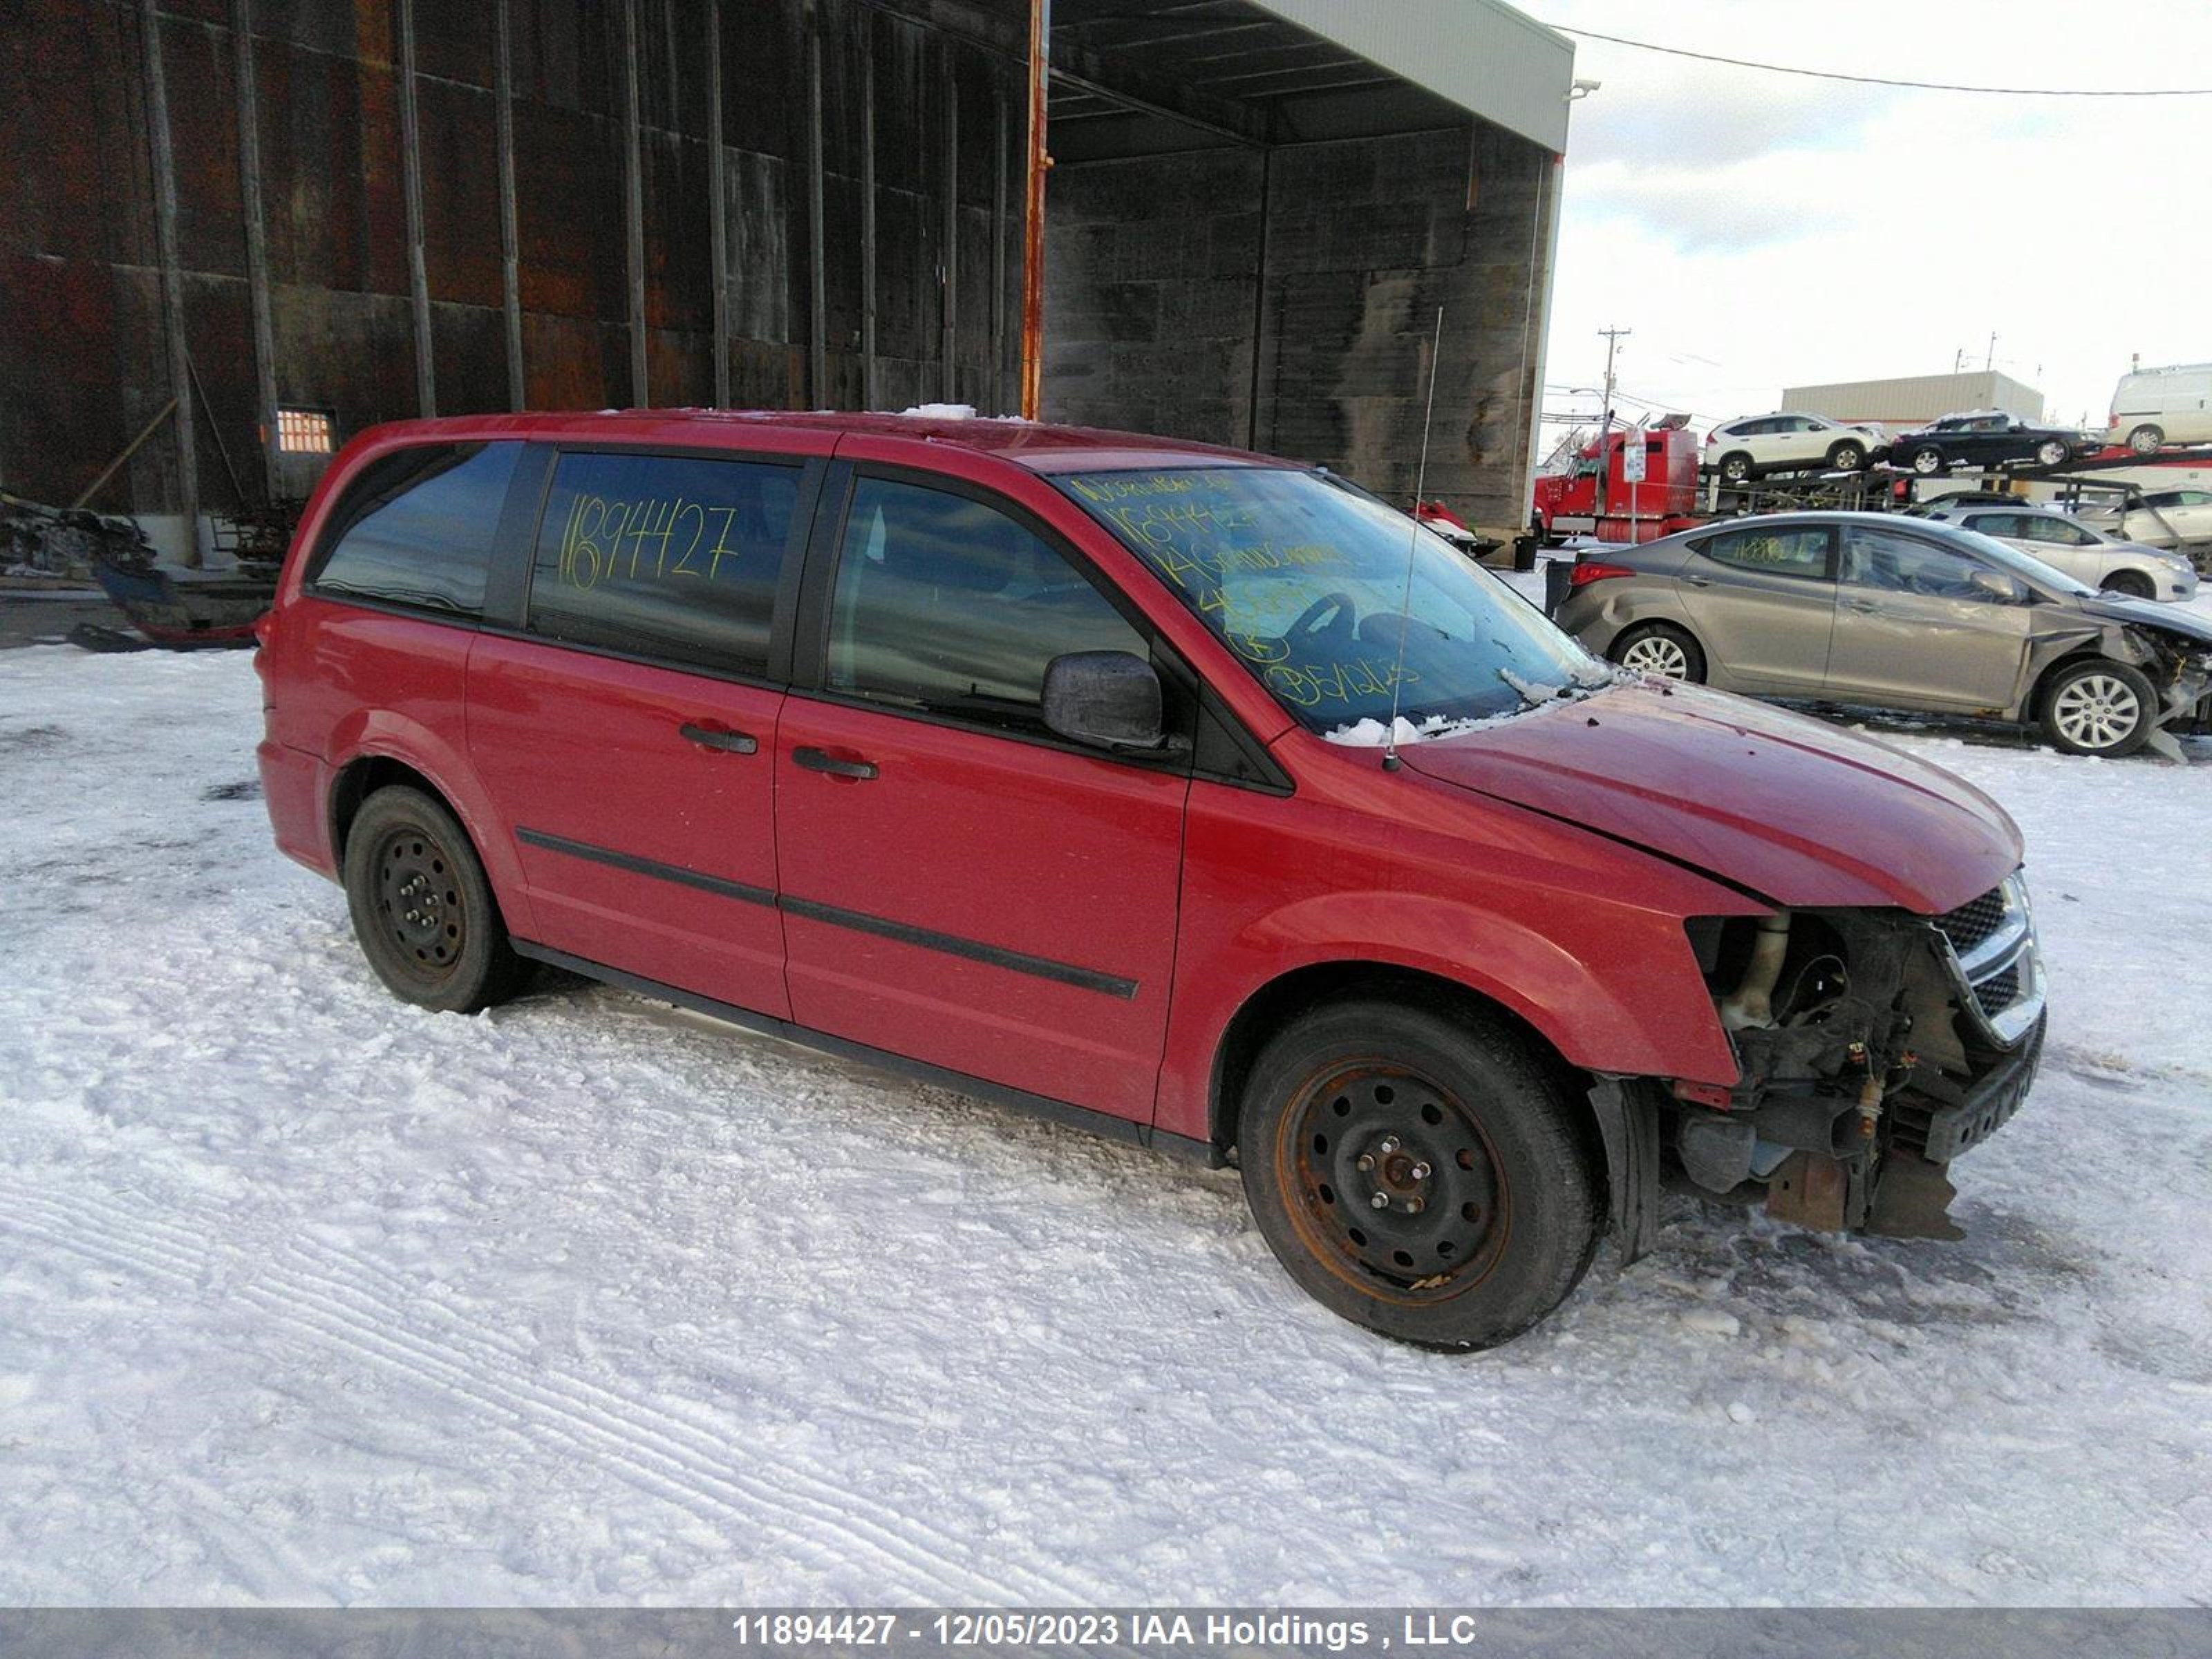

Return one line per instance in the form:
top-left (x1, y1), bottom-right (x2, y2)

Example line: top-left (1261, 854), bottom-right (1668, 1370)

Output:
top-left (1893, 411), bottom-right (2096, 476)
top-left (256, 411), bottom-right (2043, 1351)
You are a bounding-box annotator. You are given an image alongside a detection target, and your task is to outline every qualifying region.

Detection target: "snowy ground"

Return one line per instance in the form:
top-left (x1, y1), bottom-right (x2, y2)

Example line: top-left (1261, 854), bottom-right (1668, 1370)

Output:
top-left (3, 633), bottom-right (2210, 1608)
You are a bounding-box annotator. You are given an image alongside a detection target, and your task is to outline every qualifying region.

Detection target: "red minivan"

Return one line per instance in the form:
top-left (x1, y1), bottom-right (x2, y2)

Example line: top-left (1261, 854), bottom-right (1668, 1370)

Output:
top-left (256, 411), bottom-right (2046, 1349)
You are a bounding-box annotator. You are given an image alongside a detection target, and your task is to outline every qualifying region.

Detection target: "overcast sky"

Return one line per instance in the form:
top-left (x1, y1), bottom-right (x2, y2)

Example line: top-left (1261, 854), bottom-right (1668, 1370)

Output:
top-left (1537, 1), bottom-right (2212, 440)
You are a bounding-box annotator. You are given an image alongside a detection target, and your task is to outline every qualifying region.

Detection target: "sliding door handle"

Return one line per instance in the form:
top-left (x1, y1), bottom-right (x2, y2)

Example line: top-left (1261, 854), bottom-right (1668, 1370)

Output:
top-left (793, 746), bottom-right (879, 780)
top-left (679, 722), bottom-right (758, 754)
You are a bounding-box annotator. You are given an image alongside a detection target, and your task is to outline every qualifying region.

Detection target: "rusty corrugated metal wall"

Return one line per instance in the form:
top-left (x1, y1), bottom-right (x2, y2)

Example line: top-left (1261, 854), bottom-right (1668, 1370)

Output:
top-left (0, 0), bottom-right (1026, 528)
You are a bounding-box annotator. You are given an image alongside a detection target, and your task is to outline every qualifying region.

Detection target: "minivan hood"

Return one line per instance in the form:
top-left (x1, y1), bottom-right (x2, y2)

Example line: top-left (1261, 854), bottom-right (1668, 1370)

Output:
top-left (1403, 680), bottom-right (2021, 913)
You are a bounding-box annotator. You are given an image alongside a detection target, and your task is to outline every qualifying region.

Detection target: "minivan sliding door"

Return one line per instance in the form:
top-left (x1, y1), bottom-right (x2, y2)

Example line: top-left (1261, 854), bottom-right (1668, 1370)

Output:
top-left (467, 447), bottom-right (819, 1020)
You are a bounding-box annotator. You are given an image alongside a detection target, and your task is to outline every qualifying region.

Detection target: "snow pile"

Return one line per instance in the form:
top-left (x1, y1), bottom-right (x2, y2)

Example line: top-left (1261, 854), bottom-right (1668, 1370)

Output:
top-left (1, 643), bottom-right (2209, 1605)
top-left (898, 403), bottom-right (979, 421)
top-left (1324, 711), bottom-right (1514, 746)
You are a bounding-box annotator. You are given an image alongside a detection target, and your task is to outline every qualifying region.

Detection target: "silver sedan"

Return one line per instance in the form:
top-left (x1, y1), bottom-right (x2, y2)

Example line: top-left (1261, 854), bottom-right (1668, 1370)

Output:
top-left (1551, 512), bottom-right (2212, 759)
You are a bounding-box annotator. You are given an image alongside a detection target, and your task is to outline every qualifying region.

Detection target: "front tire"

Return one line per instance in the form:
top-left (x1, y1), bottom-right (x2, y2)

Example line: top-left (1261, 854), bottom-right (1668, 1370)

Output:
top-left (2035, 438), bottom-right (2070, 467)
top-left (1237, 999), bottom-right (1604, 1351)
top-left (1827, 440), bottom-right (1866, 472)
top-left (342, 785), bottom-right (529, 1012)
top-left (1910, 447), bottom-right (1943, 476)
top-left (2099, 570), bottom-right (2155, 601)
top-left (2041, 659), bottom-right (2157, 758)
top-left (1611, 620), bottom-right (1706, 682)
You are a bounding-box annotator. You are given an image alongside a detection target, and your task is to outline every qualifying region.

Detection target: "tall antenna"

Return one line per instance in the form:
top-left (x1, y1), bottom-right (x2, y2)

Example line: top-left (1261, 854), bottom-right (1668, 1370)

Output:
top-left (1595, 324), bottom-right (1629, 516)
top-left (1382, 304), bottom-right (1446, 773)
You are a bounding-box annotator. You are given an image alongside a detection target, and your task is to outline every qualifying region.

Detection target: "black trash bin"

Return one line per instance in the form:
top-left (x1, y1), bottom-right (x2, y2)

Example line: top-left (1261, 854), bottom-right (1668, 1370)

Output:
top-left (1542, 552), bottom-right (1575, 616)
top-left (1512, 534), bottom-right (1539, 573)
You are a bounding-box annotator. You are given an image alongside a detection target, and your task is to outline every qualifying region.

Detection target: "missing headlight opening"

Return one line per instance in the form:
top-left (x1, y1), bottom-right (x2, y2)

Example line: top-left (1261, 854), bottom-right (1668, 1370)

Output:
top-left (1676, 878), bottom-right (2045, 1242)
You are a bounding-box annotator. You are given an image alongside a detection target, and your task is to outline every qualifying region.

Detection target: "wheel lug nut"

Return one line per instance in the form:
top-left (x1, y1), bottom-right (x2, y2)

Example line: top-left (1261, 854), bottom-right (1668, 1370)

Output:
top-left (1411, 1161), bottom-right (1431, 1181)
top-left (1369, 1192), bottom-right (1391, 1210)
top-left (1356, 1154), bottom-right (1375, 1172)
top-left (1378, 1136), bottom-right (1400, 1154)
top-left (1406, 1197), bottom-right (1425, 1214)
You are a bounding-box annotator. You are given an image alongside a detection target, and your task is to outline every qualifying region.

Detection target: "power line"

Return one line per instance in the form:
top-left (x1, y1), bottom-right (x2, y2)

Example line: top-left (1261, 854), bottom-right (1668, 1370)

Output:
top-left (1545, 24), bottom-right (2212, 95)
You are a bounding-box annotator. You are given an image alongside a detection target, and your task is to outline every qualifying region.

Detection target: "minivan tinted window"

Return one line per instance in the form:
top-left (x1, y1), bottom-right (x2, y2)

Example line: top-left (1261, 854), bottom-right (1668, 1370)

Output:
top-left (311, 442), bottom-right (522, 618)
top-left (526, 451), bottom-right (801, 678)
top-left (827, 476), bottom-right (1147, 733)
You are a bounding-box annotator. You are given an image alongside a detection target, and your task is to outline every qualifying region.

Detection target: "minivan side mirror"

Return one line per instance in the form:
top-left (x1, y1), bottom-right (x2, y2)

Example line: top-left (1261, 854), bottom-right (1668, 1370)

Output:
top-left (1042, 650), bottom-right (1179, 753)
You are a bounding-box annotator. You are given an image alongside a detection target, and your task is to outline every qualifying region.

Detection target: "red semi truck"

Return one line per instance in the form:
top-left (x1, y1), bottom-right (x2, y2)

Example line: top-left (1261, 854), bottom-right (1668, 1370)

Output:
top-left (1533, 416), bottom-right (1703, 545)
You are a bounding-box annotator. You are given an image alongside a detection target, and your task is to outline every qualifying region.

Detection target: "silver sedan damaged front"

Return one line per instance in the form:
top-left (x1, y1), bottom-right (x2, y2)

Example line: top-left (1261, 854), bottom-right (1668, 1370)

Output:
top-left (2023, 611), bottom-right (2212, 761)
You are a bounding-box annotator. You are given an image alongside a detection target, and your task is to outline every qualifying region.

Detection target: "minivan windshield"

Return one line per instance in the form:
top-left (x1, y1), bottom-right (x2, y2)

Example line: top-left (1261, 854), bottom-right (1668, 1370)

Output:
top-left (1062, 467), bottom-right (1603, 735)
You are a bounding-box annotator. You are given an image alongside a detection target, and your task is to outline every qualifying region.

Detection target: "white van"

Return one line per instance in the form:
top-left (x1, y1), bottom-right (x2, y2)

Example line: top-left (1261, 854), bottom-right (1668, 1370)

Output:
top-left (2107, 364), bottom-right (2212, 453)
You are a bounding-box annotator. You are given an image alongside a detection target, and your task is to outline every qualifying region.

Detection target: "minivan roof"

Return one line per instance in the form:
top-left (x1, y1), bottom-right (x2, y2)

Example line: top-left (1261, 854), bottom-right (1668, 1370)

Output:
top-left (339, 409), bottom-right (1283, 476)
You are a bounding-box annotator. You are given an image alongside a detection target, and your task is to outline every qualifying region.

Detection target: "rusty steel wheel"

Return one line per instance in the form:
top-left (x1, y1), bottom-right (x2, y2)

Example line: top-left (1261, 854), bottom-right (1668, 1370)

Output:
top-left (1281, 1062), bottom-right (1512, 1303)
top-left (1237, 997), bottom-right (1603, 1351)
top-left (342, 785), bottom-right (528, 1014)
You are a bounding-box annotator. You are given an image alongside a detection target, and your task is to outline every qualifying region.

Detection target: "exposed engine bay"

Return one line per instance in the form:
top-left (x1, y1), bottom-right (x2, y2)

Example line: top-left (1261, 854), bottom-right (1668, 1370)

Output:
top-left (1669, 877), bottom-right (2045, 1241)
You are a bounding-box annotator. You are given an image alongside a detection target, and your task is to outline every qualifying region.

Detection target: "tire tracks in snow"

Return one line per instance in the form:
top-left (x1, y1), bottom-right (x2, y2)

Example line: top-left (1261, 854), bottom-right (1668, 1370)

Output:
top-left (0, 1179), bottom-right (1093, 1604)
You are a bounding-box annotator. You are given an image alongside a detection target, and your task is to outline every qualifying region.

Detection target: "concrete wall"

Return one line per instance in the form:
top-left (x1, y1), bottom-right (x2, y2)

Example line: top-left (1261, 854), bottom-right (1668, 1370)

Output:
top-left (1044, 120), bottom-right (1557, 535)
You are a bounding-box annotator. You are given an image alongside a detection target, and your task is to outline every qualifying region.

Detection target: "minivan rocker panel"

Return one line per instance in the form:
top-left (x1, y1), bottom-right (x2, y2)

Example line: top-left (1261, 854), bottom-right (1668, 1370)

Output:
top-left (257, 409), bottom-right (2045, 1352)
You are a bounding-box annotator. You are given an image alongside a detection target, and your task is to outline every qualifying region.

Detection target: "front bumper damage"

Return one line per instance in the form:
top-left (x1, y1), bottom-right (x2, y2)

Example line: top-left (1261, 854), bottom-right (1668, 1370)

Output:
top-left (1627, 874), bottom-right (2047, 1250)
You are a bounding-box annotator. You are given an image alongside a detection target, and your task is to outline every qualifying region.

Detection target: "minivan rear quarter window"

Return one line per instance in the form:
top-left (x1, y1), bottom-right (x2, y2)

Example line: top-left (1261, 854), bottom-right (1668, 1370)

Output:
top-left (310, 441), bottom-right (523, 618)
top-left (526, 450), bottom-right (801, 677)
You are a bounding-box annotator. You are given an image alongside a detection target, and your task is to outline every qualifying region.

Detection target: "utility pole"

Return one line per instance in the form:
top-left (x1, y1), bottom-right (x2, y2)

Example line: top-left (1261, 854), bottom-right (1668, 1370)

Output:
top-left (1985, 332), bottom-right (1996, 373)
top-left (1596, 325), bottom-right (1629, 514)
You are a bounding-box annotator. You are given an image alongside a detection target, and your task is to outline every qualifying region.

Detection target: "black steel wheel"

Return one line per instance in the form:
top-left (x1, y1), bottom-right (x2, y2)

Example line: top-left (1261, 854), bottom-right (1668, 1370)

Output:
top-left (342, 785), bottom-right (528, 1012)
top-left (1238, 998), bottom-right (1603, 1351)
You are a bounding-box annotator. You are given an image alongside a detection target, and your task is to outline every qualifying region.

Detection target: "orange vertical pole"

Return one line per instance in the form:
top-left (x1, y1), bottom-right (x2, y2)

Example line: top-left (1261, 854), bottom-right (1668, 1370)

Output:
top-left (1020, 0), bottom-right (1051, 420)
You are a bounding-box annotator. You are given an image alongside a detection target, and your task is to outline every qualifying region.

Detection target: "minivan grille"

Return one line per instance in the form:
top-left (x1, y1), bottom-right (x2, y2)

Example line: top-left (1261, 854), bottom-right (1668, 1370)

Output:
top-left (1974, 965), bottom-right (2021, 1020)
top-left (1936, 888), bottom-right (2007, 957)
top-left (1933, 873), bottom-right (2043, 1049)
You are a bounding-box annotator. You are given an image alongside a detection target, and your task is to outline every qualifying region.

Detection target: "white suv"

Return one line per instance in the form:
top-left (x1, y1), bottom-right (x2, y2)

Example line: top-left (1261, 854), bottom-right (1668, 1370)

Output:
top-left (1704, 413), bottom-right (1888, 483)
top-left (1917, 504), bottom-right (2199, 603)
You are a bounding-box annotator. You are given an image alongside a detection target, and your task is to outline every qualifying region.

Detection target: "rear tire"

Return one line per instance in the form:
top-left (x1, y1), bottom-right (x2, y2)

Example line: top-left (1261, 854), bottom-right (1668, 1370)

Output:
top-left (343, 785), bottom-right (529, 1012)
top-left (2127, 424), bottom-right (2164, 455)
top-left (1237, 998), bottom-right (1604, 1352)
top-left (2035, 438), bottom-right (2070, 467)
top-left (1718, 452), bottom-right (1752, 485)
top-left (1611, 621), bottom-right (1705, 683)
top-left (2041, 659), bottom-right (2157, 758)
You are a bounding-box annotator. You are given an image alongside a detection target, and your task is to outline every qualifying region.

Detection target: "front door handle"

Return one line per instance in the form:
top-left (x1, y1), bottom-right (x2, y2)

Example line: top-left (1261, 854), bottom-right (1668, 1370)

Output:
top-left (794, 746), bottom-right (879, 780)
top-left (1683, 574), bottom-right (1712, 587)
top-left (1844, 599), bottom-right (1880, 613)
top-left (679, 722), bottom-right (758, 754)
